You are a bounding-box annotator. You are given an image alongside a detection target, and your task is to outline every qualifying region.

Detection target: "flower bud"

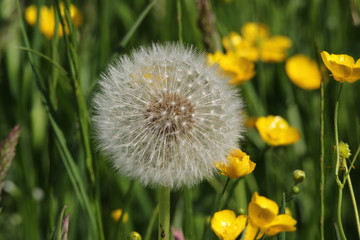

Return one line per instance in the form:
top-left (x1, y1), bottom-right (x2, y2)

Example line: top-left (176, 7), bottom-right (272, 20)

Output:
top-left (127, 231), bottom-right (142, 240)
top-left (292, 169), bottom-right (305, 183)
top-left (291, 185), bottom-right (300, 194)
top-left (338, 141), bottom-right (351, 160)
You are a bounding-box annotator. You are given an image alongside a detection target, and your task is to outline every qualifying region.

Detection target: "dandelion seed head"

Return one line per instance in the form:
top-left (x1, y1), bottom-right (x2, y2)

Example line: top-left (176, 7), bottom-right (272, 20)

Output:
top-left (92, 43), bottom-right (244, 189)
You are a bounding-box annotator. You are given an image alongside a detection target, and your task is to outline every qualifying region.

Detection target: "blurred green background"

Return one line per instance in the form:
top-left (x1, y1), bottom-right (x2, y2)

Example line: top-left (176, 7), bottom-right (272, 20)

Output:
top-left (0, 0), bottom-right (359, 239)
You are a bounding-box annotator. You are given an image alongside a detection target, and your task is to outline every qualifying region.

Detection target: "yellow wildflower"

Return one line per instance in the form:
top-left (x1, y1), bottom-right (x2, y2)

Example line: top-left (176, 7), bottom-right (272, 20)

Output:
top-left (255, 115), bottom-right (300, 146)
top-left (208, 51), bottom-right (256, 84)
top-left (285, 54), bottom-right (322, 90)
top-left (111, 209), bottom-right (129, 223)
top-left (222, 22), bottom-right (292, 62)
top-left (24, 3), bottom-right (83, 39)
top-left (211, 209), bottom-right (247, 240)
top-left (244, 192), bottom-right (296, 239)
top-left (320, 51), bottom-right (360, 83)
top-left (215, 149), bottom-right (256, 178)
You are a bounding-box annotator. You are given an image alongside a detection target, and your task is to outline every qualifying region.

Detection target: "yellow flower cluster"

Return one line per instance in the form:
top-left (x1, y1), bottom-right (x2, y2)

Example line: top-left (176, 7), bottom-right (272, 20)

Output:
top-left (215, 149), bottom-right (256, 179)
top-left (211, 192), bottom-right (297, 240)
top-left (207, 22), bottom-right (292, 85)
top-left (321, 51), bottom-right (360, 83)
top-left (25, 3), bottom-right (83, 39)
top-left (255, 115), bottom-right (300, 146)
top-left (223, 22), bottom-right (292, 63)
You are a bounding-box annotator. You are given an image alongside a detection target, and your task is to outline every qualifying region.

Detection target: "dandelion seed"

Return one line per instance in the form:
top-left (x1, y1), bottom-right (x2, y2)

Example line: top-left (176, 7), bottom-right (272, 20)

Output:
top-left (92, 43), bottom-right (244, 189)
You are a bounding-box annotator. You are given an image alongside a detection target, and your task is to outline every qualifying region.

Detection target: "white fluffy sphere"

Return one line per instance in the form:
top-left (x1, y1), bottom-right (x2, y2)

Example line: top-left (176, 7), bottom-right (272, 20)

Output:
top-left (92, 43), bottom-right (244, 189)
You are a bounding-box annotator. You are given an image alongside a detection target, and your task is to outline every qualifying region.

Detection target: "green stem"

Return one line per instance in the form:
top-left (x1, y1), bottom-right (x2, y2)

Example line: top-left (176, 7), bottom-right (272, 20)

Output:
top-left (177, 0), bottom-right (183, 44)
top-left (334, 83), bottom-right (344, 185)
top-left (144, 205), bottom-right (159, 240)
top-left (202, 177), bottom-right (231, 240)
top-left (158, 186), bottom-right (171, 240)
top-left (337, 185), bottom-right (347, 240)
top-left (334, 83), bottom-right (346, 240)
top-left (346, 171), bottom-right (360, 238)
top-left (184, 187), bottom-right (194, 240)
top-left (320, 77), bottom-right (325, 240)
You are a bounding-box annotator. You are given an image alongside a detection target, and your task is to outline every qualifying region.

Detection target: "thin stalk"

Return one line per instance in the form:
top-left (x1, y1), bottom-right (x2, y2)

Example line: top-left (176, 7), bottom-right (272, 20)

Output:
top-left (334, 83), bottom-right (344, 185)
top-left (201, 177), bottom-right (231, 240)
top-left (278, 192), bottom-right (286, 240)
top-left (334, 83), bottom-right (346, 240)
top-left (144, 205), bottom-right (159, 240)
top-left (183, 187), bottom-right (194, 240)
top-left (346, 171), bottom-right (360, 238)
top-left (319, 77), bottom-right (325, 240)
top-left (177, 0), bottom-right (183, 44)
top-left (158, 186), bottom-right (170, 240)
top-left (337, 185), bottom-right (347, 239)
top-left (112, 181), bottom-right (136, 240)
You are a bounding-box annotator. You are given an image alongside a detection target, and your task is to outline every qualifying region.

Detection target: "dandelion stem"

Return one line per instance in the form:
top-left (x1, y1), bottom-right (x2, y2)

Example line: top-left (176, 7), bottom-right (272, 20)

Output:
top-left (319, 75), bottom-right (325, 240)
top-left (184, 187), bottom-right (194, 240)
top-left (158, 186), bottom-right (170, 240)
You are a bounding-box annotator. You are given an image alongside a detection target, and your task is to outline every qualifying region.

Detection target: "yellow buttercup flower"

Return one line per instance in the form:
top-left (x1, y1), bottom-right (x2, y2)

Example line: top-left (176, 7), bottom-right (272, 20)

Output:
top-left (222, 22), bottom-right (292, 63)
top-left (320, 51), bottom-right (360, 83)
top-left (244, 192), bottom-right (296, 239)
top-left (24, 3), bottom-right (83, 39)
top-left (211, 209), bottom-right (247, 240)
top-left (111, 209), bottom-right (129, 223)
top-left (208, 51), bottom-right (256, 85)
top-left (255, 115), bottom-right (300, 146)
top-left (286, 54), bottom-right (322, 90)
top-left (215, 149), bottom-right (256, 178)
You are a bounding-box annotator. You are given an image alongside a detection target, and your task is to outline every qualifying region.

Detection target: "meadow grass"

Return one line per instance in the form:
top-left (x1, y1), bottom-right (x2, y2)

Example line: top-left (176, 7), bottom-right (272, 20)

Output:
top-left (0, 0), bottom-right (359, 239)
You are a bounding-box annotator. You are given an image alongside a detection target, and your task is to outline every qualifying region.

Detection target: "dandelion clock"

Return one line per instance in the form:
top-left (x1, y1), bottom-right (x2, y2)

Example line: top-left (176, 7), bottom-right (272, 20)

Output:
top-left (92, 43), bottom-right (244, 189)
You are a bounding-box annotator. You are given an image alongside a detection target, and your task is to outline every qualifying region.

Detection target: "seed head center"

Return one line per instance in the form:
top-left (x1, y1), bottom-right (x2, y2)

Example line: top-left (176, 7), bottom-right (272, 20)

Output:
top-left (144, 93), bottom-right (195, 136)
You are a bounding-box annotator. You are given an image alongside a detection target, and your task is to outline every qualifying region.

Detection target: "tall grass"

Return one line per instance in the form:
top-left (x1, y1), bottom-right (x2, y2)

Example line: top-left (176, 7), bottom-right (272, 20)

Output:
top-left (0, 0), bottom-right (359, 239)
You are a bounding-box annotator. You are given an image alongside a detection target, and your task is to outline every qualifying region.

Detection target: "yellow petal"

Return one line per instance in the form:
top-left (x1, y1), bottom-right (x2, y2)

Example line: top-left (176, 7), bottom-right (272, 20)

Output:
top-left (255, 116), bottom-right (300, 146)
top-left (248, 192), bottom-right (279, 227)
top-left (243, 221), bottom-right (260, 240)
top-left (285, 54), bottom-right (321, 90)
top-left (207, 51), bottom-right (255, 85)
top-left (347, 58), bottom-right (360, 83)
top-left (263, 214), bottom-right (297, 236)
top-left (211, 210), bottom-right (247, 240)
top-left (241, 22), bottom-right (269, 42)
top-left (222, 32), bottom-right (243, 51)
top-left (260, 36), bottom-right (292, 62)
top-left (24, 5), bottom-right (38, 25)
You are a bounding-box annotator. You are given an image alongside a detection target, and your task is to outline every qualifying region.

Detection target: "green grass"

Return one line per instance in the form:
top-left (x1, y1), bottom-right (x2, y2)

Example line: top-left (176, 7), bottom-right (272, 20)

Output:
top-left (0, 0), bottom-right (359, 239)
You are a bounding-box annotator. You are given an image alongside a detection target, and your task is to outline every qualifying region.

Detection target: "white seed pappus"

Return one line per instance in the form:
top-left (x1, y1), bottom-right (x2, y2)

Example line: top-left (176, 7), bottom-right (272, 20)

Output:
top-left (92, 43), bottom-right (244, 189)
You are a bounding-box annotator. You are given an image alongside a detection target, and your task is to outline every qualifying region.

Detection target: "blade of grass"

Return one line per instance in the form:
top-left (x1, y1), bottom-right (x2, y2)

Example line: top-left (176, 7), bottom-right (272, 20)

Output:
top-left (16, 1), bottom-right (100, 239)
top-left (118, 0), bottom-right (158, 49)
